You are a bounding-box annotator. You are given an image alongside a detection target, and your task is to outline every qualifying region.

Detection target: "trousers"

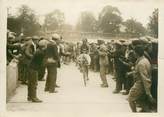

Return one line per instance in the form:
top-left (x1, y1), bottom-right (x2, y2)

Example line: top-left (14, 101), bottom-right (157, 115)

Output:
top-left (100, 65), bottom-right (108, 85)
top-left (45, 65), bottom-right (57, 92)
top-left (28, 69), bottom-right (38, 99)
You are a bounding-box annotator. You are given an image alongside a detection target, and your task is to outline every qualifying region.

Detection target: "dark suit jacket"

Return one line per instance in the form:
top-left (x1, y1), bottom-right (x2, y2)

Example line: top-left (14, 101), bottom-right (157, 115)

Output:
top-left (23, 41), bottom-right (36, 66)
top-left (29, 49), bottom-right (45, 70)
top-left (45, 43), bottom-right (60, 68)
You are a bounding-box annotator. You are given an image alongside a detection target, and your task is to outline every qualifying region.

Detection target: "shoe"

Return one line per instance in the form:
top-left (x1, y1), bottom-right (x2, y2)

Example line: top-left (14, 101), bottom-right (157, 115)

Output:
top-left (44, 88), bottom-right (49, 92)
top-left (39, 79), bottom-right (45, 81)
top-left (49, 91), bottom-right (58, 93)
top-left (21, 82), bottom-right (28, 85)
top-left (101, 84), bottom-right (108, 88)
top-left (122, 91), bottom-right (129, 95)
top-left (112, 77), bottom-right (115, 79)
top-left (27, 97), bottom-right (32, 101)
top-left (138, 109), bottom-right (150, 113)
top-left (31, 98), bottom-right (43, 103)
top-left (113, 90), bottom-right (120, 94)
top-left (100, 84), bottom-right (104, 87)
top-left (55, 85), bottom-right (60, 88)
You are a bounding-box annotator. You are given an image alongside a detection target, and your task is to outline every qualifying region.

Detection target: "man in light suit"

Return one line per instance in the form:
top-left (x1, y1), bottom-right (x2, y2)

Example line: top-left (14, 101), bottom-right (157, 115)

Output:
top-left (98, 41), bottom-right (109, 88)
top-left (128, 45), bottom-right (154, 112)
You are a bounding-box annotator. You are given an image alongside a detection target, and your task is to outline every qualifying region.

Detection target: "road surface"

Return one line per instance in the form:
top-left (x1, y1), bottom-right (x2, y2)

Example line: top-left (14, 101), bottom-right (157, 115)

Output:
top-left (7, 62), bottom-right (131, 114)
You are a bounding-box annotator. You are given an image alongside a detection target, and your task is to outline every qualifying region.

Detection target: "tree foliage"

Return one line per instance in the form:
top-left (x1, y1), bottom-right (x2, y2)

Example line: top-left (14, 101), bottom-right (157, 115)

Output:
top-left (44, 9), bottom-right (65, 31)
top-left (98, 5), bottom-right (122, 33)
top-left (7, 5), bottom-right (40, 36)
top-left (76, 11), bottom-right (97, 32)
top-left (147, 8), bottom-right (158, 38)
top-left (124, 18), bottom-right (146, 37)
top-left (7, 4), bottom-right (153, 38)
top-left (7, 16), bottom-right (21, 35)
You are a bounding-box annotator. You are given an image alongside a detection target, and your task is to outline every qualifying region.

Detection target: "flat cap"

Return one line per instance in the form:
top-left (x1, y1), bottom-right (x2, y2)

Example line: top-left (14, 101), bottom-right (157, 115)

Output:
top-left (132, 38), bottom-right (148, 45)
top-left (32, 36), bottom-right (39, 40)
top-left (119, 39), bottom-right (126, 43)
top-left (52, 33), bottom-right (60, 40)
top-left (115, 40), bottom-right (122, 46)
top-left (8, 35), bottom-right (15, 40)
top-left (38, 39), bottom-right (49, 47)
top-left (24, 37), bottom-right (32, 41)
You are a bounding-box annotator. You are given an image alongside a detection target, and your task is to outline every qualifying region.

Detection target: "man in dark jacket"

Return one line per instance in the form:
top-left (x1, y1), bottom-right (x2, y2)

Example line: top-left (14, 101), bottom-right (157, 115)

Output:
top-left (113, 42), bottom-right (126, 93)
top-left (44, 35), bottom-right (60, 93)
top-left (27, 42), bottom-right (46, 102)
top-left (26, 36), bottom-right (45, 102)
top-left (45, 42), bottom-right (59, 93)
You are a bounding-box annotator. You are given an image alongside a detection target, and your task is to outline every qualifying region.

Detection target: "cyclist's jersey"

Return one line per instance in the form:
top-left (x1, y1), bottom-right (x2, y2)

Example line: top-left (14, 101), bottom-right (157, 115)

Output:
top-left (77, 54), bottom-right (91, 66)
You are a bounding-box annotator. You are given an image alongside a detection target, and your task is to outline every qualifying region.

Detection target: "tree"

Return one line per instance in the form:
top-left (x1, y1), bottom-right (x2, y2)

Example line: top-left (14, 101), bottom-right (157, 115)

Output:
top-left (17, 5), bottom-right (40, 36)
top-left (7, 5), bottom-right (40, 36)
top-left (7, 16), bottom-right (22, 35)
top-left (124, 18), bottom-right (146, 37)
top-left (98, 5), bottom-right (122, 34)
top-left (147, 8), bottom-right (158, 38)
top-left (44, 9), bottom-right (65, 31)
top-left (76, 11), bottom-right (97, 32)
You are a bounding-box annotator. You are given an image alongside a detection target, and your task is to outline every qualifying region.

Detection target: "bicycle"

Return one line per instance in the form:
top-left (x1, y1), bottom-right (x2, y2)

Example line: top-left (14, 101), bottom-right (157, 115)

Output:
top-left (77, 54), bottom-right (90, 86)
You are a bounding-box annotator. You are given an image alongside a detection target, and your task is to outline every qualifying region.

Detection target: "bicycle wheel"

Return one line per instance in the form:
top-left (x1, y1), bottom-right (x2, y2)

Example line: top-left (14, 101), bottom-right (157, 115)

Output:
top-left (82, 66), bottom-right (87, 86)
top-left (83, 72), bottom-right (86, 86)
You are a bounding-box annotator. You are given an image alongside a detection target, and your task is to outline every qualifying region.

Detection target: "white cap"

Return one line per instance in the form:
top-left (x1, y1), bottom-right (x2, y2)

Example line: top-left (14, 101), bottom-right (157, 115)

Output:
top-left (38, 39), bottom-right (49, 47)
top-left (52, 33), bottom-right (60, 40)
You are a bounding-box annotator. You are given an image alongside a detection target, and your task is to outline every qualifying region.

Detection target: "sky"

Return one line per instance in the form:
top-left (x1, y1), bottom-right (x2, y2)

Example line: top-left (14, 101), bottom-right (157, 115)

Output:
top-left (7, 0), bottom-right (160, 26)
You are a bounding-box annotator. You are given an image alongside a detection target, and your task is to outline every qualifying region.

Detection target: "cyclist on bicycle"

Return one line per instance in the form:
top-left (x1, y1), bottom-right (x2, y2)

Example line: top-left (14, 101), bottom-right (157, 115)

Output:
top-left (79, 38), bottom-right (90, 80)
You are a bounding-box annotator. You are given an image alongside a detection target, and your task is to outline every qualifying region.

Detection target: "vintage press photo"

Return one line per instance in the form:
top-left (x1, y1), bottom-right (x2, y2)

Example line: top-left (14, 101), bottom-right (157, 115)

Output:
top-left (4, 0), bottom-right (161, 116)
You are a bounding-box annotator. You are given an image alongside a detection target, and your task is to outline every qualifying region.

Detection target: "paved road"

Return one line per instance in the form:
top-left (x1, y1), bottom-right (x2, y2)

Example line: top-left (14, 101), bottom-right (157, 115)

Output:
top-left (7, 63), bottom-right (131, 114)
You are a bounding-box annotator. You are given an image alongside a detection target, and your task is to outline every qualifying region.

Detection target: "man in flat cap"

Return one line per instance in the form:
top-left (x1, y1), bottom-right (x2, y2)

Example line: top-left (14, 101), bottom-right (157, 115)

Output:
top-left (17, 36), bottom-right (32, 85)
top-left (44, 34), bottom-right (60, 93)
top-left (23, 36), bottom-right (37, 77)
top-left (132, 38), bottom-right (152, 63)
top-left (113, 41), bottom-right (126, 93)
top-left (24, 36), bottom-right (44, 102)
top-left (98, 41), bottom-right (109, 87)
top-left (128, 45), bottom-right (154, 112)
top-left (27, 40), bottom-right (47, 102)
top-left (7, 34), bottom-right (17, 64)
top-left (37, 38), bottom-right (49, 81)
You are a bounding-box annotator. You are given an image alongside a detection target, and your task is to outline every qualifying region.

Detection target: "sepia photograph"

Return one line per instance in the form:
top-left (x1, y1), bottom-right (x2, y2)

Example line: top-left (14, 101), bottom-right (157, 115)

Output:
top-left (5, 0), bottom-right (159, 115)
